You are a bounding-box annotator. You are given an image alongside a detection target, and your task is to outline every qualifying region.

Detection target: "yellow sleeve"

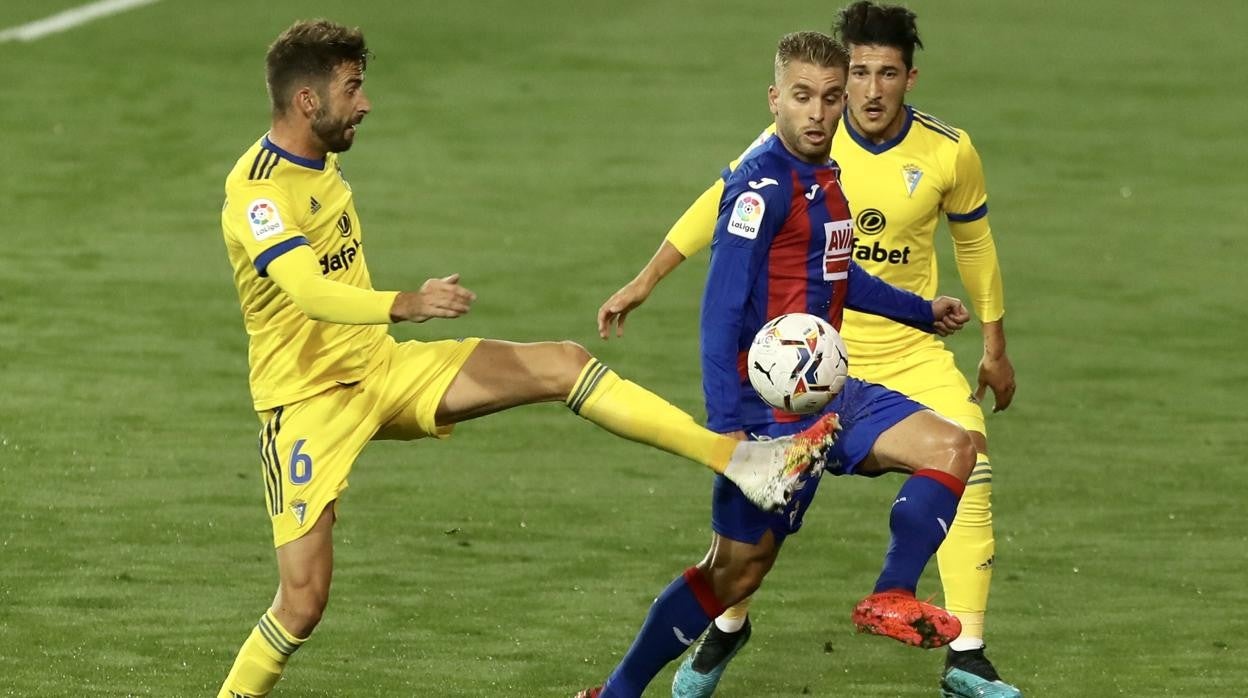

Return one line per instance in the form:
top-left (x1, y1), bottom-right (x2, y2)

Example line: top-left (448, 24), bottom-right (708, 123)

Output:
top-left (664, 124), bottom-right (775, 258)
top-left (663, 178), bottom-right (724, 258)
top-left (266, 244), bottom-right (398, 325)
top-left (945, 132), bottom-right (1004, 323)
top-left (949, 217), bottom-right (1004, 323)
top-left (226, 181), bottom-right (311, 269)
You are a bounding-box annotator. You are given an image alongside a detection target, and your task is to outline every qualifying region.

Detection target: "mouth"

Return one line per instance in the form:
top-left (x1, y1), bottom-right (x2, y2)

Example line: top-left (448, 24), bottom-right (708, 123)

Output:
top-left (862, 104), bottom-right (885, 119)
top-left (803, 128), bottom-right (828, 144)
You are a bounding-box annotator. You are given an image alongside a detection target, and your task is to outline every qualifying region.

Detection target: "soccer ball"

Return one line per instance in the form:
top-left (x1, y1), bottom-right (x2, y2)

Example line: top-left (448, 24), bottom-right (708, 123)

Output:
top-left (747, 313), bottom-right (849, 414)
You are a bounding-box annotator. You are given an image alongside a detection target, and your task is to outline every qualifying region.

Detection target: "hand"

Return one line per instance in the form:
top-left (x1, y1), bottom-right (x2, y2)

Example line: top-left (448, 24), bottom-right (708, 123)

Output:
top-left (390, 273), bottom-right (477, 323)
top-left (597, 277), bottom-right (653, 339)
top-left (930, 296), bottom-right (970, 336)
top-left (975, 351), bottom-right (1016, 413)
top-left (723, 430), bottom-right (747, 441)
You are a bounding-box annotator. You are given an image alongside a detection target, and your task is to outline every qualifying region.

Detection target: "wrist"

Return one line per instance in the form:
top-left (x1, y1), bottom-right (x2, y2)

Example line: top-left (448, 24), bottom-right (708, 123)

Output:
top-left (981, 319), bottom-right (1006, 356)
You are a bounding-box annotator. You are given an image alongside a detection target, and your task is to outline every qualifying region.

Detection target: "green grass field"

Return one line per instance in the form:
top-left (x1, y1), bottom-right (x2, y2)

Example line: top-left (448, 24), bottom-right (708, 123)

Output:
top-left (2, 0), bottom-right (1246, 695)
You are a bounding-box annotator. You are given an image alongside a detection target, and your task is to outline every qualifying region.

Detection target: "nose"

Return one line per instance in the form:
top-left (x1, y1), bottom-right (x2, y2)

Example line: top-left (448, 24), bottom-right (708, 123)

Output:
top-left (865, 75), bottom-right (881, 101)
top-left (810, 97), bottom-right (825, 122)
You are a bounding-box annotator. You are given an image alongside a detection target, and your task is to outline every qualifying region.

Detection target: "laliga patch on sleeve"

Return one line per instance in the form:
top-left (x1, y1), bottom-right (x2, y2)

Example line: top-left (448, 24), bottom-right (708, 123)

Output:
top-left (247, 199), bottom-right (285, 241)
top-left (727, 191), bottom-right (765, 239)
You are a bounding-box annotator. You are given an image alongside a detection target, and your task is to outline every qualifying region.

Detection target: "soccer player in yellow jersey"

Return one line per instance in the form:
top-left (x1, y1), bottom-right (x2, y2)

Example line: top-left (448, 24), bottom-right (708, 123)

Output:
top-left (215, 20), bottom-right (839, 698)
top-left (596, 4), bottom-right (1020, 697)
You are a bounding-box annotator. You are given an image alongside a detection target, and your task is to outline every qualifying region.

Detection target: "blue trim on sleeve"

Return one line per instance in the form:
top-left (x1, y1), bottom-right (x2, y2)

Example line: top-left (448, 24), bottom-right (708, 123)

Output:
top-left (261, 135), bottom-right (325, 171)
top-left (254, 236), bottom-right (311, 277)
top-left (947, 202), bottom-right (988, 223)
top-left (843, 105), bottom-right (914, 155)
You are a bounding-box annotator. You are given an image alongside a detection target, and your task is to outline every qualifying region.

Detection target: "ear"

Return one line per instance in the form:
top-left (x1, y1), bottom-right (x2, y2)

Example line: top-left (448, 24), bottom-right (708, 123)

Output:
top-left (906, 67), bottom-right (919, 93)
top-left (768, 84), bottom-right (780, 117)
top-left (294, 86), bottom-right (319, 117)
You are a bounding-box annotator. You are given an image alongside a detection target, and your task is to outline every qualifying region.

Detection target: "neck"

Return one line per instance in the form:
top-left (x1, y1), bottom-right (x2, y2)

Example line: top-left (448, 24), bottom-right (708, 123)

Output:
top-left (268, 119), bottom-right (326, 161)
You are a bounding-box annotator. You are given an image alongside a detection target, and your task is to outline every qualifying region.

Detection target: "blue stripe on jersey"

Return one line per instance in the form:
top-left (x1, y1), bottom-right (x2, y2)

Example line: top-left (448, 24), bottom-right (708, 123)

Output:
top-left (947, 202), bottom-right (988, 222)
top-left (254, 236), bottom-right (311, 277)
top-left (843, 105), bottom-right (914, 155)
top-left (261, 135), bottom-right (325, 171)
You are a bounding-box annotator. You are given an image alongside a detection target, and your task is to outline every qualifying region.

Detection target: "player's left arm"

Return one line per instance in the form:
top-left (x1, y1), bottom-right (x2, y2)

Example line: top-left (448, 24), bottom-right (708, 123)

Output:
top-left (945, 132), bottom-right (1015, 411)
top-left (844, 262), bottom-right (968, 336)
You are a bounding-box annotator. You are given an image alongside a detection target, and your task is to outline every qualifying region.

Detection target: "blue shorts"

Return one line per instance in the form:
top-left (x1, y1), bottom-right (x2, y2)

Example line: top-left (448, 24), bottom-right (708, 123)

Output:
top-left (710, 377), bottom-right (926, 545)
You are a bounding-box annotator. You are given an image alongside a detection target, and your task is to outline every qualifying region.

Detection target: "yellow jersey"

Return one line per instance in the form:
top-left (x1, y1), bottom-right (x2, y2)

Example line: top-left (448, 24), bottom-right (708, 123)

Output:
top-left (666, 106), bottom-right (1004, 364)
top-left (222, 135), bottom-right (389, 410)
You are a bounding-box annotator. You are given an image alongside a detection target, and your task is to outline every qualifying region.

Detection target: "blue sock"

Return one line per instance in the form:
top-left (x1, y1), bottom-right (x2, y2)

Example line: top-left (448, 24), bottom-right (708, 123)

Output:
top-left (602, 568), bottom-right (723, 698)
top-left (874, 470), bottom-right (964, 594)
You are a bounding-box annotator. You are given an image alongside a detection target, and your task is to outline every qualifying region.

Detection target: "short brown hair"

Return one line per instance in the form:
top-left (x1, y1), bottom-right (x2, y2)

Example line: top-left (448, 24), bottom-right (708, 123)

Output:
top-left (265, 19), bottom-right (370, 114)
top-left (774, 31), bottom-right (849, 84)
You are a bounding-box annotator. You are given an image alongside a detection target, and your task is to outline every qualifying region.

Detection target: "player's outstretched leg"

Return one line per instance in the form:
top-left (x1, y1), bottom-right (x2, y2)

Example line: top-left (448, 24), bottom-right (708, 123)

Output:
top-left (715, 412), bottom-right (839, 511)
top-left (437, 343), bottom-right (838, 511)
top-left (566, 357), bottom-right (839, 511)
top-left (670, 615), bottom-right (751, 698)
top-left (941, 645), bottom-right (1023, 698)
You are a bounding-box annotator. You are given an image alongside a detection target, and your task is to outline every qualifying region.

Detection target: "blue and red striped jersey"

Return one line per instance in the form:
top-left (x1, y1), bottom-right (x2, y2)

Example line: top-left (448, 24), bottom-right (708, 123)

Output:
top-left (701, 134), bottom-right (935, 432)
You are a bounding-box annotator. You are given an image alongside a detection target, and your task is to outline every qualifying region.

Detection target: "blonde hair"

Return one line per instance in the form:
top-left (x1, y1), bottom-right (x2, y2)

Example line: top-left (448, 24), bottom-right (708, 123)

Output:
top-left (774, 31), bottom-right (849, 83)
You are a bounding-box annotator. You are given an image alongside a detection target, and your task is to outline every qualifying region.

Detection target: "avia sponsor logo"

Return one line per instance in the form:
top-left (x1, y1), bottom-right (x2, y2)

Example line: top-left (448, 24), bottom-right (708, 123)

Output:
top-left (822, 219), bottom-right (853, 281)
top-left (320, 237), bottom-right (362, 275)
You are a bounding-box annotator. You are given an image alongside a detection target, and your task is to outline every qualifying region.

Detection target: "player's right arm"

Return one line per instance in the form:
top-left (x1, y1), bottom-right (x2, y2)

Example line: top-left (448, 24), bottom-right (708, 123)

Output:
top-left (597, 127), bottom-right (776, 339)
top-left (227, 182), bottom-right (474, 324)
top-left (266, 251), bottom-right (474, 324)
top-left (597, 179), bottom-right (722, 338)
top-left (700, 171), bottom-right (786, 433)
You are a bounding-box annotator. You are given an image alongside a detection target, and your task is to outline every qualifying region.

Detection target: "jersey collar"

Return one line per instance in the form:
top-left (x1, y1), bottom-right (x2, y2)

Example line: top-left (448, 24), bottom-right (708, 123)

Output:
top-left (261, 134), bottom-right (326, 171)
top-left (843, 104), bottom-right (913, 155)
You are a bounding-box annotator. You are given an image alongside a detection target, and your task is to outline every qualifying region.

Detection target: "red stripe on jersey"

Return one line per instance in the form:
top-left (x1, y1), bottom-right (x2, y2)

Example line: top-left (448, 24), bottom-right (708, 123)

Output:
top-left (765, 170), bottom-right (813, 320)
top-left (758, 171), bottom-right (816, 424)
top-left (815, 167), bottom-right (852, 330)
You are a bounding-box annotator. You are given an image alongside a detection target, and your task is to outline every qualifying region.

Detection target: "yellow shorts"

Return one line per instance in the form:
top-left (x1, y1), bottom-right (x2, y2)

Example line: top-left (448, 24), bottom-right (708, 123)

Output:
top-left (256, 335), bottom-right (481, 548)
top-left (851, 343), bottom-right (986, 436)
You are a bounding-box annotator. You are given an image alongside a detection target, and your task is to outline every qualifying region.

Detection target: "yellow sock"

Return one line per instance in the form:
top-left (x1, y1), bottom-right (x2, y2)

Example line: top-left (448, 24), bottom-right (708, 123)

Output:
top-left (936, 453), bottom-right (994, 642)
top-left (217, 611), bottom-right (307, 698)
top-left (715, 595), bottom-right (753, 632)
top-left (567, 359), bottom-right (737, 473)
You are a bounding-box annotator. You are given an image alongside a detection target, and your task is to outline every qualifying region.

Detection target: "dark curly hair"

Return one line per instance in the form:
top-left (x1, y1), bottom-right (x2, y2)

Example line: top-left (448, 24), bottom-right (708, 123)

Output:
top-left (834, 1), bottom-right (923, 69)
